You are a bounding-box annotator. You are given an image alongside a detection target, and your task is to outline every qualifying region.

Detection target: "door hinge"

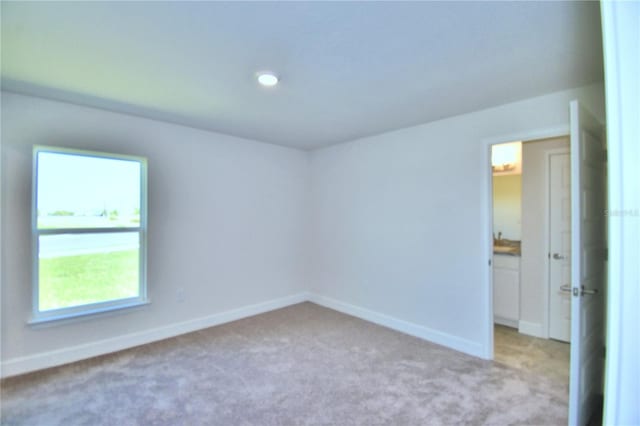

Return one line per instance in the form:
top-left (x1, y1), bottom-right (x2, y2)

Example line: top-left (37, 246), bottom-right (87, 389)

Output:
top-left (488, 259), bottom-right (492, 266)
top-left (603, 149), bottom-right (608, 162)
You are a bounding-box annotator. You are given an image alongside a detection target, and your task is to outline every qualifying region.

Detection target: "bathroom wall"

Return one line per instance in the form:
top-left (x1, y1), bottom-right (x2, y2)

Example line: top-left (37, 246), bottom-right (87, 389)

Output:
top-left (492, 174), bottom-right (522, 241)
top-left (520, 136), bottom-right (570, 336)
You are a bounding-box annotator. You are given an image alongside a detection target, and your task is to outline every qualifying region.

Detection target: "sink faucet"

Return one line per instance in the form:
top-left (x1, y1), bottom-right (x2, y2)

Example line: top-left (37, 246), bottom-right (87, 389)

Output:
top-left (493, 232), bottom-right (503, 246)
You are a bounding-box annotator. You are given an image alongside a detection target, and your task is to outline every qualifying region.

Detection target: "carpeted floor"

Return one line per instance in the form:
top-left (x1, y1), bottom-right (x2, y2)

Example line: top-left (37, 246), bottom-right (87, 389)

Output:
top-left (1, 303), bottom-right (569, 425)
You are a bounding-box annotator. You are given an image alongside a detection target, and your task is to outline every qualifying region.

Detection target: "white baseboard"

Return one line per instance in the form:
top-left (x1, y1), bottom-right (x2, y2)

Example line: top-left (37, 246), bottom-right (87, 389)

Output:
top-left (518, 320), bottom-right (545, 338)
top-left (306, 293), bottom-right (484, 358)
top-left (1, 292), bottom-right (308, 378)
top-left (494, 316), bottom-right (519, 329)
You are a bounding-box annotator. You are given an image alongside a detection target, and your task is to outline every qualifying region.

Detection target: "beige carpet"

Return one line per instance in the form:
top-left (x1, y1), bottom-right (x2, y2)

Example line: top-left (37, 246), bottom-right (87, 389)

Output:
top-left (1, 303), bottom-right (568, 425)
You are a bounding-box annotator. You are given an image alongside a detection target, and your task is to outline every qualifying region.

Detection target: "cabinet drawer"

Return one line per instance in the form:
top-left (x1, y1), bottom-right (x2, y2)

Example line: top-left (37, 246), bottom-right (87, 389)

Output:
top-left (493, 255), bottom-right (520, 270)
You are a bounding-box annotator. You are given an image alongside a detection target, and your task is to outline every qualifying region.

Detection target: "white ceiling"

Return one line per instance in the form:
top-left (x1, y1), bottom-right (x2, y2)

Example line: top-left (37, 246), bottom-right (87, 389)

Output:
top-left (1, 1), bottom-right (603, 150)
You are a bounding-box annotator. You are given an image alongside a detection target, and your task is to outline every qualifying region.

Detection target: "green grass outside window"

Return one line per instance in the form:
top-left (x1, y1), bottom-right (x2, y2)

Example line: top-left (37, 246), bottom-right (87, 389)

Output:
top-left (39, 250), bottom-right (139, 311)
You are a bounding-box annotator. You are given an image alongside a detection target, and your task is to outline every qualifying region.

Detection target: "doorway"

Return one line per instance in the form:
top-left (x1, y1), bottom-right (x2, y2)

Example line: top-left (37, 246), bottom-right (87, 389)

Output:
top-left (484, 104), bottom-right (607, 426)
top-left (491, 136), bottom-right (571, 341)
top-left (490, 136), bottom-right (572, 383)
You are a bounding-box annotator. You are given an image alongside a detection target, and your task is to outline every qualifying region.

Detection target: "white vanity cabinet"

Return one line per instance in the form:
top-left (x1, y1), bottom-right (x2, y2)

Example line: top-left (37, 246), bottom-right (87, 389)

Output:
top-left (493, 254), bottom-right (520, 327)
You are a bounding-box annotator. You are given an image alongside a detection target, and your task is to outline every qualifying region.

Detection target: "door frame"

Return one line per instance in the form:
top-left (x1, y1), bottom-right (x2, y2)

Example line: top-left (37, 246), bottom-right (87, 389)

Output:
top-left (544, 147), bottom-right (571, 341)
top-left (481, 125), bottom-right (568, 360)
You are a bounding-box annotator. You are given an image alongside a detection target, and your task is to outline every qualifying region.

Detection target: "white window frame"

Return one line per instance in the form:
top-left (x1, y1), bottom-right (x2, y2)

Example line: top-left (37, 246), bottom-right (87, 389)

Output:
top-left (31, 145), bottom-right (148, 324)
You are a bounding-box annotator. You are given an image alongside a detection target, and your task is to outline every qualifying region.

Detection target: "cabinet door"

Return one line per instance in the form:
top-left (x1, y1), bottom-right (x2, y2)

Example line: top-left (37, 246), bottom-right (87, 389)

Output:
top-left (493, 267), bottom-right (520, 321)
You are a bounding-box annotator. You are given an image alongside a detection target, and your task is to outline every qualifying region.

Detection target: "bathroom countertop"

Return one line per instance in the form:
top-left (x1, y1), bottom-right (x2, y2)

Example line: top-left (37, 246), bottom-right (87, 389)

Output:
top-left (493, 239), bottom-right (521, 256)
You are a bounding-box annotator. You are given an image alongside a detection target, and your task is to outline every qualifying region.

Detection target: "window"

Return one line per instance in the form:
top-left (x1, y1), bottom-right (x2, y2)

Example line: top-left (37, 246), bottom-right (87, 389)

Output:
top-left (32, 146), bottom-right (147, 322)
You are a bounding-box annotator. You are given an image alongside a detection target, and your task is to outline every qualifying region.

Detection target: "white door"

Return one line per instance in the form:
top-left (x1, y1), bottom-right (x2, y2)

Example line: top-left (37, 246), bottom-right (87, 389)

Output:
top-left (568, 101), bottom-right (606, 426)
top-left (549, 152), bottom-right (572, 342)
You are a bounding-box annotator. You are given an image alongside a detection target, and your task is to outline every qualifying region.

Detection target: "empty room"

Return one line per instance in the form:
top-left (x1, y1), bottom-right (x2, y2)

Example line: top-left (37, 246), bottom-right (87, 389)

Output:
top-left (1, 1), bottom-right (638, 425)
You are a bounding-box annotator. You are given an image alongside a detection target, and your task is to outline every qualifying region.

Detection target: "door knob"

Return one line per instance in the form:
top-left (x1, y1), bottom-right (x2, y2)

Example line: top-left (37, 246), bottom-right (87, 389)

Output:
top-left (553, 253), bottom-right (565, 260)
top-left (581, 286), bottom-right (599, 296)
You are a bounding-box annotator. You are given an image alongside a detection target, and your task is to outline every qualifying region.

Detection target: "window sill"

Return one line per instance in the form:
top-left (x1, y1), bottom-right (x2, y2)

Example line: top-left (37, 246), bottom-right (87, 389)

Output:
top-left (29, 299), bottom-right (150, 328)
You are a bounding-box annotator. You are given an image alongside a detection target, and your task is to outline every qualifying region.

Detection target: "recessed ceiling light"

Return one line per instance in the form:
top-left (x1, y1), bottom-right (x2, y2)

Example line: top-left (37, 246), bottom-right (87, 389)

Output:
top-left (257, 72), bottom-right (279, 87)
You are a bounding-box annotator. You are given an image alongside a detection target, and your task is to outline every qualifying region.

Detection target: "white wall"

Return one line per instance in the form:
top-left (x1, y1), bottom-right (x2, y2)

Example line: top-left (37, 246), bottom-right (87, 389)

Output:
top-left (492, 174), bottom-right (522, 241)
top-left (309, 83), bottom-right (605, 356)
top-left (1, 92), bottom-right (309, 375)
top-left (520, 136), bottom-right (569, 336)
